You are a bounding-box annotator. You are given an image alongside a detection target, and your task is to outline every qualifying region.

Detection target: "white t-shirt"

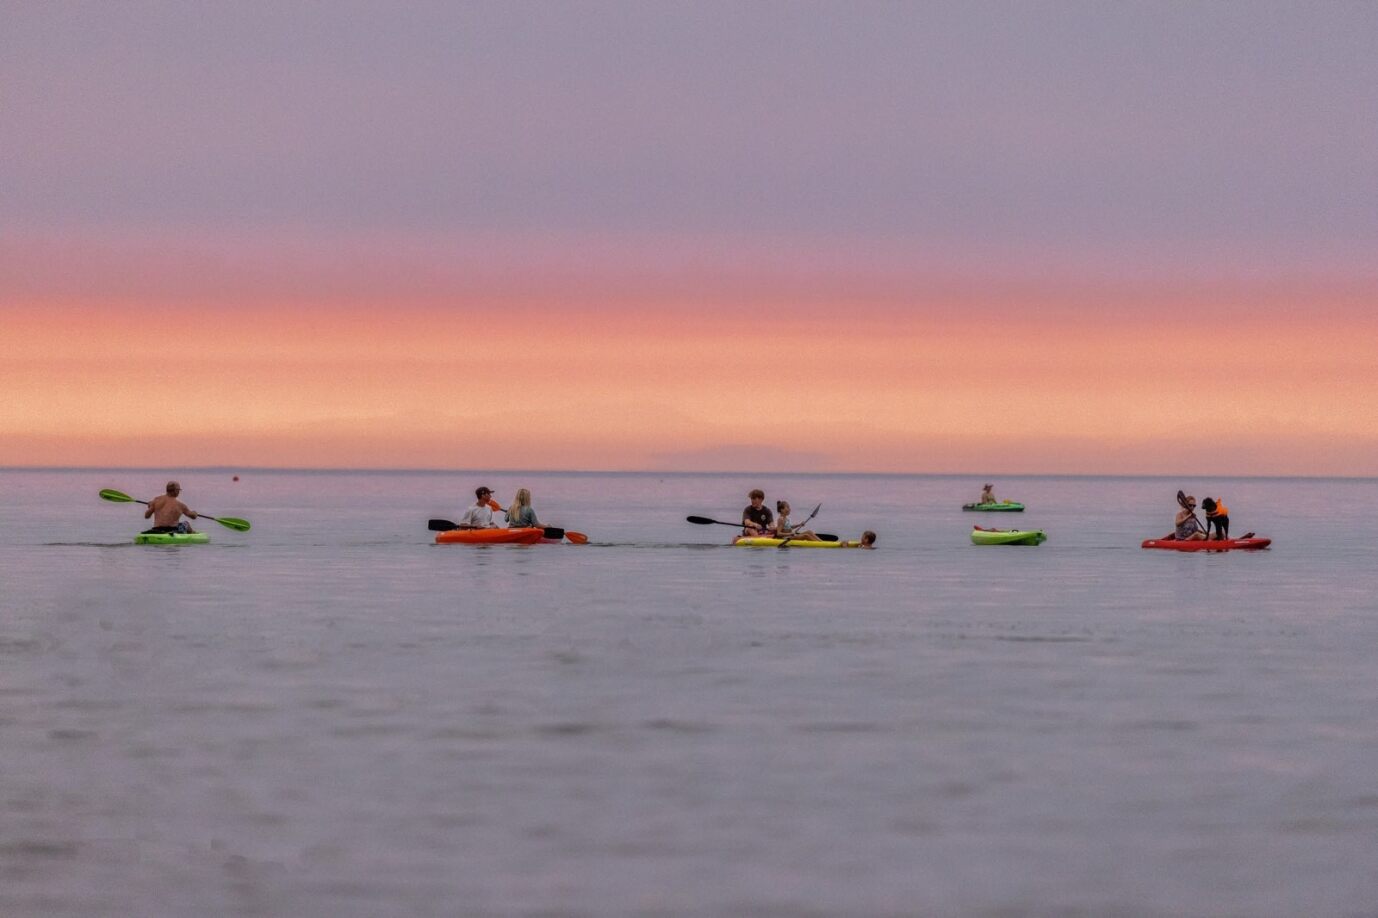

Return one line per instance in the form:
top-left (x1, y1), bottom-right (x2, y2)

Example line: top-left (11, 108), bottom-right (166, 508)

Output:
top-left (460, 503), bottom-right (494, 527)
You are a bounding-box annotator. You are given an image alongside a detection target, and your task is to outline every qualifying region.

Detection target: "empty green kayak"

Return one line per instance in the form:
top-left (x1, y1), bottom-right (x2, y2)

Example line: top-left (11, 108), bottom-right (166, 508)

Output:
top-left (971, 527), bottom-right (1046, 546)
top-left (134, 531), bottom-right (210, 545)
top-left (962, 501), bottom-right (1025, 511)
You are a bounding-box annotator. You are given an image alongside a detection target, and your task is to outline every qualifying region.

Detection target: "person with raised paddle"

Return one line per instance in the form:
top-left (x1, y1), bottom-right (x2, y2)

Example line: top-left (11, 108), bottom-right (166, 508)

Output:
top-left (741, 489), bottom-right (773, 536)
top-left (772, 500), bottom-right (821, 542)
top-left (143, 481), bottom-right (200, 534)
top-left (1173, 492), bottom-right (1208, 541)
top-left (458, 486), bottom-right (500, 530)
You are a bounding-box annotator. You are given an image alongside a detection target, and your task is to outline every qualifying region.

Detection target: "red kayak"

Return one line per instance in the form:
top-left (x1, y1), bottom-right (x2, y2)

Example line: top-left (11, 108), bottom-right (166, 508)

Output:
top-left (436, 528), bottom-right (545, 545)
top-left (1142, 534), bottom-right (1271, 552)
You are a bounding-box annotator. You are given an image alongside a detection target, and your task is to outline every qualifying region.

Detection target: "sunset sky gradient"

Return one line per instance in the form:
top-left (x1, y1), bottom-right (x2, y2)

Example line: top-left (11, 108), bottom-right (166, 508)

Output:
top-left (4, 2), bottom-right (1376, 473)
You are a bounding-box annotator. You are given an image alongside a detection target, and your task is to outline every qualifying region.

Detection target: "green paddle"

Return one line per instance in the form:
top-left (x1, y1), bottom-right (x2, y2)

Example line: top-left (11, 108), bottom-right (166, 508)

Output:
top-left (100, 488), bottom-right (251, 532)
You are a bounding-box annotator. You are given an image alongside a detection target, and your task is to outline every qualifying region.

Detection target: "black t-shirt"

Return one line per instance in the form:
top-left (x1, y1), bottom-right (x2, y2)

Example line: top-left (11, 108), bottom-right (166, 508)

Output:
top-left (742, 505), bottom-right (774, 531)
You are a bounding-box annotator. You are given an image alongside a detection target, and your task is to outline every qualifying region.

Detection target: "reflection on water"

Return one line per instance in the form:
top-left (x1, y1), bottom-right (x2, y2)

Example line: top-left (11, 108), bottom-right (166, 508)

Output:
top-left (1, 469), bottom-right (1377, 916)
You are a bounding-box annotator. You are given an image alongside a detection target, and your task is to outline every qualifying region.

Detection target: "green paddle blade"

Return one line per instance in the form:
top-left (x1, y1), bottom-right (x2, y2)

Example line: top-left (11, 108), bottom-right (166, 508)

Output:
top-left (100, 488), bottom-right (135, 503)
top-left (209, 516), bottom-right (251, 532)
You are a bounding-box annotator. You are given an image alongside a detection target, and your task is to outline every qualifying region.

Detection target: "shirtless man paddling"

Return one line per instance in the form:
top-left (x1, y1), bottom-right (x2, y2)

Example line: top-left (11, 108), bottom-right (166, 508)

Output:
top-left (144, 481), bottom-right (199, 533)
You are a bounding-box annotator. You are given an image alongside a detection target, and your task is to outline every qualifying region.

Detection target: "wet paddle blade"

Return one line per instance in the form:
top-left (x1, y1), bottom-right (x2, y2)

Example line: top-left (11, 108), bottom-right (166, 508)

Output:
top-left (100, 488), bottom-right (136, 503)
top-left (564, 531), bottom-right (589, 544)
top-left (210, 516), bottom-right (251, 532)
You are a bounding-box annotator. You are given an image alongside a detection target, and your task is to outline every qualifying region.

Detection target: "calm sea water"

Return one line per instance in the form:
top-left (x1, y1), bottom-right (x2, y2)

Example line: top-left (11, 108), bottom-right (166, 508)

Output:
top-left (2, 468), bottom-right (1376, 917)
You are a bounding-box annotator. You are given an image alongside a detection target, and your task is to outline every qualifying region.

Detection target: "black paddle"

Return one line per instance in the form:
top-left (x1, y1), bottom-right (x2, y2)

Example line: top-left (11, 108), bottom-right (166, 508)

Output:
top-left (778, 503), bottom-right (822, 548)
top-left (685, 516), bottom-right (839, 541)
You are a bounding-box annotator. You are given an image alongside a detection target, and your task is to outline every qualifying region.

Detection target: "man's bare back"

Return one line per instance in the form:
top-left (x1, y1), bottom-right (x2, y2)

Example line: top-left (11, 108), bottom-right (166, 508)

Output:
top-left (146, 482), bottom-right (198, 530)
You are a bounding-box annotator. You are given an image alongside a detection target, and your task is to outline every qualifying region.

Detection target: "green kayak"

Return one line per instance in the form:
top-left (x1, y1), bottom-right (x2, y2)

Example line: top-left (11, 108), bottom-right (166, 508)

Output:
top-left (134, 531), bottom-right (210, 545)
top-left (971, 527), bottom-right (1046, 546)
top-left (962, 501), bottom-right (1025, 512)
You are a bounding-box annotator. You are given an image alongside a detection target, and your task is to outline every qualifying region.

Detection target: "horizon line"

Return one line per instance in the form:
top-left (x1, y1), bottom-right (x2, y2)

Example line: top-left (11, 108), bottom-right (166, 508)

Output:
top-left (4, 465), bottom-right (1377, 482)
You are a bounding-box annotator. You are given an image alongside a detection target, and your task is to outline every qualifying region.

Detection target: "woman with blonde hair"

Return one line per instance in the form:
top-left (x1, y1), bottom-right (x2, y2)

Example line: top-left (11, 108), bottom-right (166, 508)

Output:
top-left (505, 488), bottom-right (544, 529)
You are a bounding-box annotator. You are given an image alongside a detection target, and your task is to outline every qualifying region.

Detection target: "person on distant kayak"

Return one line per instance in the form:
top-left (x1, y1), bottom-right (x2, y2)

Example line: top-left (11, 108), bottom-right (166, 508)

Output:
top-left (1201, 497), bottom-right (1230, 540)
top-left (772, 500), bottom-right (820, 541)
top-left (458, 486), bottom-right (499, 529)
top-left (1174, 494), bottom-right (1208, 541)
top-left (504, 488), bottom-right (544, 529)
top-left (742, 489), bottom-right (773, 535)
top-left (980, 483), bottom-right (997, 504)
top-left (143, 481), bottom-right (199, 533)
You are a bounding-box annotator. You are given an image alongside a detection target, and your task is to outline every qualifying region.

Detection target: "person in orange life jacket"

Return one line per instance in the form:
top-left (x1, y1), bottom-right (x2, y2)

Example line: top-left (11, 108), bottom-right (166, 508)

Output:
top-left (1200, 497), bottom-right (1230, 541)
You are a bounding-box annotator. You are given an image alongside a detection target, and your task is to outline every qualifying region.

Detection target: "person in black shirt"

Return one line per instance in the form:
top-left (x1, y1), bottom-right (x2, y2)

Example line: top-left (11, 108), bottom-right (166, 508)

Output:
top-left (741, 489), bottom-right (773, 535)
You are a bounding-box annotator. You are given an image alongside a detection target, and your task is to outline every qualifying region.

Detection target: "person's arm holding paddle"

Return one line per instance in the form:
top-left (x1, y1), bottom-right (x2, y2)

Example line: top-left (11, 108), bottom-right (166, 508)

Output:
top-left (741, 489), bottom-right (772, 535)
top-left (458, 486), bottom-right (498, 529)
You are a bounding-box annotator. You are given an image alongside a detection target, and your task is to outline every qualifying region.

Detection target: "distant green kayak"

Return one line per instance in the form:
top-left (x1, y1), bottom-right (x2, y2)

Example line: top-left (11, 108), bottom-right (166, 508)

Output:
top-left (971, 527), bottom-right (1046, 546)
top-left (962, 501), bottom-right (1025, 512)
top-left (134, 531), bottom-right (210, 545)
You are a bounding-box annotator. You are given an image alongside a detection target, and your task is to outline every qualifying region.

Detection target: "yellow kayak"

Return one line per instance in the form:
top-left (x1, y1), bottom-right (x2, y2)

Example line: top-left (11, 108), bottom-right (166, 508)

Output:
top-left (731, 537), bottom-right (863, 548)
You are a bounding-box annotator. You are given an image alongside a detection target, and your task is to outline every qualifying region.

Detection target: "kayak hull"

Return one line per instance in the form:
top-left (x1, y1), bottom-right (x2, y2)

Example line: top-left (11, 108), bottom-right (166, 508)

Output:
top-left (436, 528), bottom-right (545, 545)
top-left (732, 537), bottom-right (863, 548)
top-left (134, 531), bottom-right (210, 545)
top-left (971, 527), bottom-right (1046, 546)
top-left (962, 502), bottom-right (1025, 512)
top-left (1142, 535), bottom-right (1271, 552)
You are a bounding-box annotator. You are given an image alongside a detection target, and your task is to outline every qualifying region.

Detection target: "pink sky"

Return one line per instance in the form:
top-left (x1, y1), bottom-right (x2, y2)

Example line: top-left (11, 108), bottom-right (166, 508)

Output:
top-left (4, 232), bottom-right (1376, 475)
top-left (5, 5), bottom-right (1376, 474)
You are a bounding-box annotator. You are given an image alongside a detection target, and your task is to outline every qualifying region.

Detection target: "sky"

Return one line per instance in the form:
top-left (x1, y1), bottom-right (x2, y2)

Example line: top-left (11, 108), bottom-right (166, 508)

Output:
top-left (3, 1), bottom-right (1376, 474)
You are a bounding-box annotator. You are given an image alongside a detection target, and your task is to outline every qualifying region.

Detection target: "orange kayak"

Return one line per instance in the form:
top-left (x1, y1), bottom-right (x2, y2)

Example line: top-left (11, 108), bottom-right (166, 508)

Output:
top-left (435, 528), bottom-right (545, 545)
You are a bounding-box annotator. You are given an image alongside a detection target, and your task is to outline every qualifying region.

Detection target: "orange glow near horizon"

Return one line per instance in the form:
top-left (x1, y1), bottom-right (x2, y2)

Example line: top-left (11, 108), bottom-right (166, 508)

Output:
top-left (4, 292), bottom-right (1377, 475)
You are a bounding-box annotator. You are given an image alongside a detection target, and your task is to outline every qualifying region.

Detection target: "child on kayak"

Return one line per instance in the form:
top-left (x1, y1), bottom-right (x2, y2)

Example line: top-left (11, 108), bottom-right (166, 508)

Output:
top-left (1200, 497), bottom-right (1229, 540)
top-left (773, 500), bottom-right (820, 542)
top-left (980, 483), bottom-right (997, 504)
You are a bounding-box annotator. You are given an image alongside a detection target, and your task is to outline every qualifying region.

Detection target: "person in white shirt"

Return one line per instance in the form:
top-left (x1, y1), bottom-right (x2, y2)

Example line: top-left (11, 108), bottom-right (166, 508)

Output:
top-left (459, 486), bottom-right (499, 529)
